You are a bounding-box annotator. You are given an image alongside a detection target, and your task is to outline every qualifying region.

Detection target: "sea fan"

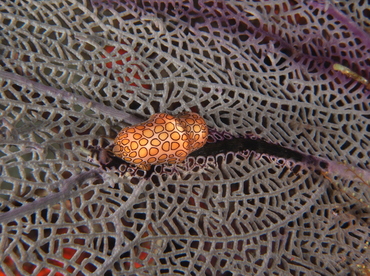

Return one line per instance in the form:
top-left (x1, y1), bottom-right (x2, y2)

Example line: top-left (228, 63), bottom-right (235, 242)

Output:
top-left (0, 0), bottom-right (369, 275)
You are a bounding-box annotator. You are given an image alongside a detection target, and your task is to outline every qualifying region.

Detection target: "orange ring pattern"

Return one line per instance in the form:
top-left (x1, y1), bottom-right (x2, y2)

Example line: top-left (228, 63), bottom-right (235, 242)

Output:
top-left (113, 112), bottom-right (208, 170)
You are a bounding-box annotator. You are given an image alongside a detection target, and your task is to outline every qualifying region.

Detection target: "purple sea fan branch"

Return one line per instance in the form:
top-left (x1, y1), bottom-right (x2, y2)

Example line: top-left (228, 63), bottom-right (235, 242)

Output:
top-left (0, 169), bottom-right (103, 224)
top-left (308, 0), bottom-right (370, 47)
top-left (325, 160), bottom-right (370, 184)
top-left (0, 71), bottom-right (143, 125)
top-left (92, 177), bottom-right (152, 275)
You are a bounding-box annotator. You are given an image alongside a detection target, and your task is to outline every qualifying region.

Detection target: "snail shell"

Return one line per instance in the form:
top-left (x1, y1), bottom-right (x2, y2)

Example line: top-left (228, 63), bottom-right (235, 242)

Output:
top-left (113, 112), bottom-right (208, 170)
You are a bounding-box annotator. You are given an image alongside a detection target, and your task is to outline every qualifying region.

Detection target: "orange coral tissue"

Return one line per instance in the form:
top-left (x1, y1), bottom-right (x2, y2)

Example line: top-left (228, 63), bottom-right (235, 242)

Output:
top-left (113, 112), bottom-right (208, 170)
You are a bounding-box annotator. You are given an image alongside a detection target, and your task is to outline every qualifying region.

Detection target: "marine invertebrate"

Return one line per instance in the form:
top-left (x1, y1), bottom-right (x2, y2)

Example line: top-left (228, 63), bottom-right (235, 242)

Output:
top-left (113, 112), bottom-right (208, 170)
top-left (333, 63), bottom-right (370, 90)
top-left (0, 0), bottom-right (369, 275)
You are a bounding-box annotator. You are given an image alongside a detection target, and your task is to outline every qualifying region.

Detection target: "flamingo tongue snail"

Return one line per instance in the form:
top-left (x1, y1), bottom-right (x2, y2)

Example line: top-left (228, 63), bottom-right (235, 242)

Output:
top-left (113, 112), bottom-right (209, 170)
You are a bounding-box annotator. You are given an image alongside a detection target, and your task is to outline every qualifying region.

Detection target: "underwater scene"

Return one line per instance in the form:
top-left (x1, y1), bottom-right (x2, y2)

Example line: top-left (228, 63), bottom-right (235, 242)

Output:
top-left (0, 0), bottom-right (369, 275)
